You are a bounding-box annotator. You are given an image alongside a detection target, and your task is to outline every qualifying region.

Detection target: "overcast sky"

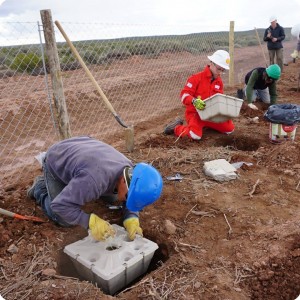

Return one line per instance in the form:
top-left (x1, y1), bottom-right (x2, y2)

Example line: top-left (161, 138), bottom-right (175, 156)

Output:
top-left (0, 0), bottom-right (300, 41)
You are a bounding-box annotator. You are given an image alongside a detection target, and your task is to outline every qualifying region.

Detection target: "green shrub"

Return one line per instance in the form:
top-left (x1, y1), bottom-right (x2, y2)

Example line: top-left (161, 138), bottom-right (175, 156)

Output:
top-left (126, 42), bottom-right (158, 55)
top-left (247, 40), bottom-right (258, 46)
top-left (10, 52), bottom-right (43, 73)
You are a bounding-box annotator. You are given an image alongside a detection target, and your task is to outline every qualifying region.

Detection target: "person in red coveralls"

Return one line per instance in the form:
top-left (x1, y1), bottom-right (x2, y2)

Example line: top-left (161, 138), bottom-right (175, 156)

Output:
top-left (163, 50), bottom-right (234, 140)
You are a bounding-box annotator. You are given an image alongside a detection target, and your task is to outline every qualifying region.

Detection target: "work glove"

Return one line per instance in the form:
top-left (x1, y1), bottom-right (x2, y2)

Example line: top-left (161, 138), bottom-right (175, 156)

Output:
top-left (123, 217), bottom-right (143, 240)
top-left (192, 97), bottom-right (206, 110)
top-left (89, 213), bottom-right (116, 241)
top-left (248, 103), bottom-right (258, 110)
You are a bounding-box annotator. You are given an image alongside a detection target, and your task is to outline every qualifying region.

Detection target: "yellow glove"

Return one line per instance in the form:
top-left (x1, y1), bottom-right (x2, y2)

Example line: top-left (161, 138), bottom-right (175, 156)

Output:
top-left (192, 97), bottom-right (206, 110)
top-left (123, 218), bottom-right (143, 240)
top-left (89, 213), bottom-right (116, 241)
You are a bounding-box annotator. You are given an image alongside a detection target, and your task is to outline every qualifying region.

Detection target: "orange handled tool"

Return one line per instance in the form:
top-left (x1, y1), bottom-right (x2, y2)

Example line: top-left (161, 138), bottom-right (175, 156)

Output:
top-left (0, 208), bottom-right (46, 223)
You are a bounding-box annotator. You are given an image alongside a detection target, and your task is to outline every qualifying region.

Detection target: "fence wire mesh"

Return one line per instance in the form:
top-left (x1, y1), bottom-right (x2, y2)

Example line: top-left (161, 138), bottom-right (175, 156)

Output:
top-left (0, 21), bottom-right (294, 183)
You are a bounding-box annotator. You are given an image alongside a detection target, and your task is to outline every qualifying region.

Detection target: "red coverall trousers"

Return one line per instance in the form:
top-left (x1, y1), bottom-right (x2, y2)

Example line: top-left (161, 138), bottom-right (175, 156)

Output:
top-left (174, 111), bottom-right (235, 140)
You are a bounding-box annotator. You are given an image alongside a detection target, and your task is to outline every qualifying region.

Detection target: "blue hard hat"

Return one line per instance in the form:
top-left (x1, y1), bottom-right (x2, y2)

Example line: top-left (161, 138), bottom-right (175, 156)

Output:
top-left (124, 163), bottom-right (163, 212)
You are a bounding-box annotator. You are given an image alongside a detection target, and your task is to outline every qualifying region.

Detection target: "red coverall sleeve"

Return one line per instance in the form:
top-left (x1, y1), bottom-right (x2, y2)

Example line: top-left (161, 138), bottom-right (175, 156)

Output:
top-left (180, 74), bottom-right (199, 106)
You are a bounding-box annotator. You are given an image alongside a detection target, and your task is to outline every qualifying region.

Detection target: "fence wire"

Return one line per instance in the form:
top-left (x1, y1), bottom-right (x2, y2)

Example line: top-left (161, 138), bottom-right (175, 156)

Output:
top-left (0, 21), bottom-right (295, 183)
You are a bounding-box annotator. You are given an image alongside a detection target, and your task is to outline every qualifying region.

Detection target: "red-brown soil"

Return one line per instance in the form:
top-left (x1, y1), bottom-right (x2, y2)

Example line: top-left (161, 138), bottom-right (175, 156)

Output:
top-left (1, 47), bottom-right (300, 300)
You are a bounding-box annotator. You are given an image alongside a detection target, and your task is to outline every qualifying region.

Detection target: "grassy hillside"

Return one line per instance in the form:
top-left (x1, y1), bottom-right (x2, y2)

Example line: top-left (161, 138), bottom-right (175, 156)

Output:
top-left (0, 28), bottom-right (292, 74)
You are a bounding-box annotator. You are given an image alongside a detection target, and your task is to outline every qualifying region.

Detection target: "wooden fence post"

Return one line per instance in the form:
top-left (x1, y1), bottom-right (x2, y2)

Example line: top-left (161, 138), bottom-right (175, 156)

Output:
top-left (229, 21), bottom-right (234, 87)
top-left (40, 9), bottom-right (71, 140)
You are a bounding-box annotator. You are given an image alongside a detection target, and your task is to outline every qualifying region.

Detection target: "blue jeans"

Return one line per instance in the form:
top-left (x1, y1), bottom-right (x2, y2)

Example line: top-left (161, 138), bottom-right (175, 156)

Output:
top-left (243, 85), bottom-right (270, 104)
top-left (33, 159), bottom-right (71, 227)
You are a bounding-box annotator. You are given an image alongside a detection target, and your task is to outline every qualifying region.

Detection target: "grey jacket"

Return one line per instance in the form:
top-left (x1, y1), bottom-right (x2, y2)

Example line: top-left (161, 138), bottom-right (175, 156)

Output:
top-left (46, 136), bottom-right (133, 228)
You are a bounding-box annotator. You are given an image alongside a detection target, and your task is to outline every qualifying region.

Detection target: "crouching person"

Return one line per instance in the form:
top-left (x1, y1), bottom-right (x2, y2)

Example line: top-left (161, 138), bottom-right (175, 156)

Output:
top-left (27, 136), bottom-right (163, 241)
top-left (243, 64), bottom-right (281, 110)
top-left (163, 50), bottom-right (234, 140)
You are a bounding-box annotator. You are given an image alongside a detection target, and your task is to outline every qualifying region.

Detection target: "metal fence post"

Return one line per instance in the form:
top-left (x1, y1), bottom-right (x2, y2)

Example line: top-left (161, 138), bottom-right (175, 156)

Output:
top-left (40, 9), bottom-right (71, 140)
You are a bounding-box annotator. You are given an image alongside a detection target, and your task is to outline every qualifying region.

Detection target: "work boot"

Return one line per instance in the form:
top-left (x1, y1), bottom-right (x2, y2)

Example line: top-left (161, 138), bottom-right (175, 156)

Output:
top-left (237, 89), bottom-right (244, 99)
top-left (163, 117), bottom-right (183, 135)
top-left (27, 175), bottom-right (45, 200)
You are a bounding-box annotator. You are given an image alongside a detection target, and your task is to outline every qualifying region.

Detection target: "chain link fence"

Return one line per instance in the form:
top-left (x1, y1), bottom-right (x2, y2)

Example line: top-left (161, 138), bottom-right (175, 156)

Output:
top-left (0, 21), bottom-right (294, 183)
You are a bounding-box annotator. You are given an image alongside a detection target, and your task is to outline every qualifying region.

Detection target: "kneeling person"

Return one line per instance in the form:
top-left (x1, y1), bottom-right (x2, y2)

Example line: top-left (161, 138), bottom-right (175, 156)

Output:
top-left (27, 136), bottom-right (163, 241)
top-left (244, 64), bottom-right (281, 110)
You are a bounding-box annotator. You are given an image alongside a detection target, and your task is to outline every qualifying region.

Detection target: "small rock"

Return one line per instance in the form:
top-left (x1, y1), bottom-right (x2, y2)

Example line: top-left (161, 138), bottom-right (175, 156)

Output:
top-left (250, 116), bottom-right (259, 124)
top-left (194, 281), bottom-right (201, 289)
top-left (7, 244), bottom-right (18, 254)
top-left (42, 268), bottom-right (56, 276)
top-left (164, 219), bottom-right (176, 235)
top-left (283, 169), bottom-right (295, 176)
top-left (40, 280), bottom-right (52, 287)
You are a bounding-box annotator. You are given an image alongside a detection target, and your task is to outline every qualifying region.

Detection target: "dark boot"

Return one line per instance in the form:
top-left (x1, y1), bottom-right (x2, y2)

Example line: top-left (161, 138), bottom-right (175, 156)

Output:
top-left (163, 117), bottom-right (183, 135)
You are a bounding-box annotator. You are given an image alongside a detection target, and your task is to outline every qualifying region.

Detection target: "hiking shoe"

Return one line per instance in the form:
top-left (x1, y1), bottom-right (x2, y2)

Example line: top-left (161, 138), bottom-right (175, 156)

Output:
top-left (27, 175), bottom-right (44, 199)
top-left (236, 89), bottom-right (244, 100)
top-left (163, 117), bottom-right (183, 135)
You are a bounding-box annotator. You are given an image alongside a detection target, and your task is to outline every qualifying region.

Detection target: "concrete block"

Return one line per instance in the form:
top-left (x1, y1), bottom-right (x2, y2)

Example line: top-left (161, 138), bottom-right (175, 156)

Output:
top-left (64, 224), bottom-right (158, 295)
top-left (203, 159), bottom-right (237, 181)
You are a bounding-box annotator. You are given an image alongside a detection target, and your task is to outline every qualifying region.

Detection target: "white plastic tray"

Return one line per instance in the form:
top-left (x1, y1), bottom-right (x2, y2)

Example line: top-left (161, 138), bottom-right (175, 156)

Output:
top-left (197, 93), bottom-right (243, 123)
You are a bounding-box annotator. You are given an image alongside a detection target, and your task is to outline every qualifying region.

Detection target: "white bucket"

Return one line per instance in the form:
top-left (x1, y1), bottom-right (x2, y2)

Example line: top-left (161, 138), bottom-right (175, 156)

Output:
top-left (269, 123), bottom-right (298, 144)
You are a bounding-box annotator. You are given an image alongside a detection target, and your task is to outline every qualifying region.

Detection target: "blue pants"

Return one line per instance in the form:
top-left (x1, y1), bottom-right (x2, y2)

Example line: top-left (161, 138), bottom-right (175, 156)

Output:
top-left (33, 159), bottom-right (70, 227)
top-left (243, 85), bottom-right (270, 104)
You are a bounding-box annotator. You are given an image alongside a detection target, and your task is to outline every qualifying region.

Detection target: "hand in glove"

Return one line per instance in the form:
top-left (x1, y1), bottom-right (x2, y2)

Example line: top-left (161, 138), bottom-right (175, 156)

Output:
top-left (248, 103), bottom-right (258, 110)
top-left (291, 50), bottom-right (299, 59)
top-left (123, 217), bottom-right (143, 240)
top-left (89, 213), bottom-right (116, 241)
top-left (192, 97), bottom-right (206, 110)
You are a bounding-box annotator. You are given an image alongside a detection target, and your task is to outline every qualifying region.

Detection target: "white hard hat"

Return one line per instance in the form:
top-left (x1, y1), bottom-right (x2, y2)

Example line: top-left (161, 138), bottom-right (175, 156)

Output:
top-left (269, 16), bottom-right (277, 22)
top-left (207, 50), bottom-right (230, 70)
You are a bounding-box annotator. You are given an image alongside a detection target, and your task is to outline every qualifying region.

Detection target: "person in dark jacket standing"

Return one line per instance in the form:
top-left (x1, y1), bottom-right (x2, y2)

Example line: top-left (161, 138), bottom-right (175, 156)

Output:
top-left (27, 136), bottom-right (163, 241)
top-left (244, 64), bottom-right (281, 110)
top-left (263, 16), bottom-right (285, 71)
